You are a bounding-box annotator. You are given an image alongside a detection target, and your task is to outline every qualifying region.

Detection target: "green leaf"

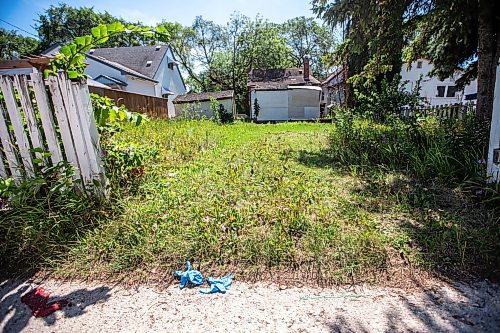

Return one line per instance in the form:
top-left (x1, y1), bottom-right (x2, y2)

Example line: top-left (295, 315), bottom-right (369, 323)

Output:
top-left (67, 70), bottom-right (79, 79)
top-left (60, 45), bottom-right (71, 57)
top-left (75, 36), bottom-right (86, 46)
top-left (91, 27), bottom-right (101, 39)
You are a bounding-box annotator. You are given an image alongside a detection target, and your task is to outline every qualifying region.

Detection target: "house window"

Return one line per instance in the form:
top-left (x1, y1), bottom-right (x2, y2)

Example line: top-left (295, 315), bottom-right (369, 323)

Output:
top-left (446, 86), bottom-right (457, 97)
top-left (436, 86), bottom-right (446, 97)
top-left (416, 61), bottom-right (423, 69)
top-left (168, 62), bottom-right (174, 70)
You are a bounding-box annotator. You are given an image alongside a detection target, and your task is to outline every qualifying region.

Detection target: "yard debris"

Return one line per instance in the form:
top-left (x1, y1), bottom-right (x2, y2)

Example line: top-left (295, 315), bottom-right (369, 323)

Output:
top-left (200, 273), bottom-right (234, 294)
top-left (174, 261), bottom-right (204, 289)
top-left (21, 287), bottom-right (68, 317)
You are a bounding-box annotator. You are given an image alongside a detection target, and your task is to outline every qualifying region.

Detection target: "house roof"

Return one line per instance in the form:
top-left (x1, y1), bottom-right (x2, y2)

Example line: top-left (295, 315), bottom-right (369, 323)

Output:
top-left (86, 53), bottom-right (158, 82)
top-left (94, 74), bottom-right (128, 86)
top-left (322, 66), bottom-right (347, 86)
top-left (247, 68), bottom-right (321, 90)
top-left (173, 90), bottom-right (234, 104)
top-left (87, 45), bottom-right (170, 80)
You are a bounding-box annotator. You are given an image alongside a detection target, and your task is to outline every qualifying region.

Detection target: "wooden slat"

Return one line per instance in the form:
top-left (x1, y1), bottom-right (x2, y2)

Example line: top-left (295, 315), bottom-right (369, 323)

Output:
top-left (30, 73), bottom-right (64, 165)
top-left (57, 73), bottom-right (93, 185)
top-left (0, 76), bottom-right (34, 178)
top-left (0, 148), bottom-right (7, 179)
top-left (71, 81), bottom-right (103, 179)
top-left (13, 75), bottom-right (45, 162)
top-left (47, 74), bottom-right (81, 178)
top-left (0, 103), bottom-right (22, 180)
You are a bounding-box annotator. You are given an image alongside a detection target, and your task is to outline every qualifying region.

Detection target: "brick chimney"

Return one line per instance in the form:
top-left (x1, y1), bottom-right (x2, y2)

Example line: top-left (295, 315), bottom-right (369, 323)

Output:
top-left (303, 55), bottom-right (310, 81)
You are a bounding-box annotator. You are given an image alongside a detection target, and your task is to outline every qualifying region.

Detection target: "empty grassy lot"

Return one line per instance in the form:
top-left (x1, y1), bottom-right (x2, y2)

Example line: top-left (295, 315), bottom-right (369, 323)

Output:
top-left (3, 121), bottom-right (498, 285)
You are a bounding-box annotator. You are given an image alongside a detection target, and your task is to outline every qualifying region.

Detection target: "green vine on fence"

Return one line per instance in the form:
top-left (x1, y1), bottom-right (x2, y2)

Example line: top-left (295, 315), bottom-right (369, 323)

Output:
top-left (45, 22), bottom-right (169, 79)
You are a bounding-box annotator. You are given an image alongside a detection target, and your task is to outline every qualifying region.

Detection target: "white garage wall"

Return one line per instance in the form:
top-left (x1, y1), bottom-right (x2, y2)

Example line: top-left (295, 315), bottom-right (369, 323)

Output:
top-left (251, 90), bottom-right (289, 121)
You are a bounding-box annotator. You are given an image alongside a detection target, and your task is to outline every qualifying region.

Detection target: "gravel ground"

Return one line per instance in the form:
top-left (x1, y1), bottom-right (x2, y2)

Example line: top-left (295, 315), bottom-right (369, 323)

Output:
top-left (1, 277), bottom-right (499, 333)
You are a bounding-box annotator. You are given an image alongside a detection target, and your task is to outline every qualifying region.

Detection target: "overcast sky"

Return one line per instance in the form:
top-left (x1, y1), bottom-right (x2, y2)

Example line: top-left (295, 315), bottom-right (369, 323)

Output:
top-left (1, 0), bottom-right (317, 38)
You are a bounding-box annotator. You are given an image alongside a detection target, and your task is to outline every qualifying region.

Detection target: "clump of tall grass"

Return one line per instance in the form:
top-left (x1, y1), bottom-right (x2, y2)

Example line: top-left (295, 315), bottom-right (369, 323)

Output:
top-left (329, 108), bottom-right (490, 184)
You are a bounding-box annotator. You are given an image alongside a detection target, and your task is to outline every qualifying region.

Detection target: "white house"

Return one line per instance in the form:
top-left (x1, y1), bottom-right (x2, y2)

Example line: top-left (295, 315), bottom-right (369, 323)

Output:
top-left (248, 57), bottom-right (322, 121)
top-left (400, 58), bottom-right (477, 106)
top-left (84, 45), bottom-right (186, 118)
top-left (172, 90), bottom-right (235, 118)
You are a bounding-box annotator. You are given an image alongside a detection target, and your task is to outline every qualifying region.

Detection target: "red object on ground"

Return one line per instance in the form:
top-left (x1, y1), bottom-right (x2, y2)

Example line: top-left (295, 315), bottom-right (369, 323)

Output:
top-left (21, 288), bottom-right (68, 317)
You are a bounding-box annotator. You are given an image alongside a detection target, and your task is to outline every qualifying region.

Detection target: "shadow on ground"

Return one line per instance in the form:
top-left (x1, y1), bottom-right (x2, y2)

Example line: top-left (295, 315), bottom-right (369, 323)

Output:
top-left (0, 277), bottom-right (111, 333)
top-left (324, 281), bottom-right (499, 332)
top-left (289, 147), bottom-right (500, 283)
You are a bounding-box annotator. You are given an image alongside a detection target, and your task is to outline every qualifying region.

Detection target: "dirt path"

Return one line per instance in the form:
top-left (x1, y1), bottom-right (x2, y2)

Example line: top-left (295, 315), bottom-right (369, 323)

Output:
top-left (1, 277), bottom-right (499, 333)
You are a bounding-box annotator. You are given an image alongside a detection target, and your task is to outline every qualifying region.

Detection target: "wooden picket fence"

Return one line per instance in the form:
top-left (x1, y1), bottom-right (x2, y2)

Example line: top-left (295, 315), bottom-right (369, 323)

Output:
top-left (400, 102), bottom-right (476, 120)
top-left (0, 72), bottom-right (106, 192)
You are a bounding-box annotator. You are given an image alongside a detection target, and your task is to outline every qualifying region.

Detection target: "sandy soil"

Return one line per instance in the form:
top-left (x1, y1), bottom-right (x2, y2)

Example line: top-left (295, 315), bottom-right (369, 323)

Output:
top-left (1, 277), bottom-right (499, 333)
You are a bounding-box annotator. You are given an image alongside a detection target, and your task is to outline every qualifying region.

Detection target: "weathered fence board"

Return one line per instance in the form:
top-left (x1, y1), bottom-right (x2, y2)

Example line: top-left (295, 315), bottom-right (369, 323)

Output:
top-left (400, 102), bottom-right (476, 120)
top-left (30, 73), bottom-right (64, 165)
top-left (0, 73), bottom-right (106, 193)
top-left (88, 86), bottom-right (169, 118)
top-left (0, 76), bottom-right (35, 178)
top-left (0, 103), bottom-right (21, 180)
top-left (0, 149), bottom-right (6, 179)
top-left (47, 75), bottom-right (81, 175)
top-left (13, 75), bottom-right (45, 162)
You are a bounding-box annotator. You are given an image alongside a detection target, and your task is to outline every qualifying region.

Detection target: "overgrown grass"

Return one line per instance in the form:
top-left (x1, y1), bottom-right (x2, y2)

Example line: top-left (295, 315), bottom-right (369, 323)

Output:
top-left (40, 121), bottom-right (500, 282)
top-left (1, 120), bottom-right (498, 284)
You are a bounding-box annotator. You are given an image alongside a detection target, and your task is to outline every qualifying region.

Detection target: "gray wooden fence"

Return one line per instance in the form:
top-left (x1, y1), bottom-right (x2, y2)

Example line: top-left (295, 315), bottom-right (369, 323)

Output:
top-left (400, 102), bottom-right (476, 120)
top-left (0, 72), bottom-right (105, 192)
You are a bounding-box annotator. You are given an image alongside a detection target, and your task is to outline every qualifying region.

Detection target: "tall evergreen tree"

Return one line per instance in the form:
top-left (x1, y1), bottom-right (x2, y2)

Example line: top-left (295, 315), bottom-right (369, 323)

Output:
top-left (312, 0), bottom-right (500, 119)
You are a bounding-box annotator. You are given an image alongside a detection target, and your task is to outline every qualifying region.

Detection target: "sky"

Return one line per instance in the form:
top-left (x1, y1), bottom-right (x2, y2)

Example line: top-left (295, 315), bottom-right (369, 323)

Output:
top-left (0, 0), bottom-right (317, 38)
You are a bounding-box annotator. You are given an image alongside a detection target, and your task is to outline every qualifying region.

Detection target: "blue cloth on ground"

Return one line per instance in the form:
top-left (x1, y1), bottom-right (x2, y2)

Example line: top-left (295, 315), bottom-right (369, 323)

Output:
top-left (199, 273), bottom-right (234, 294)
top-left (174, 261), bottom-right (204, 289)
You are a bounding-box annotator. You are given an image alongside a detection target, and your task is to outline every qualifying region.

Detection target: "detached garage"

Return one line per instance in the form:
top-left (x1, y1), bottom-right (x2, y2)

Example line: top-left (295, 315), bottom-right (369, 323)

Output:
top-left (248, 57), bottom-right (322, 121)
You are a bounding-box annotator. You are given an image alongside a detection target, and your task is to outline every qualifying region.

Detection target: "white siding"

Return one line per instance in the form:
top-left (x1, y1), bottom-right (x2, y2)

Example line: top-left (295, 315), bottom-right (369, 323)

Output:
top-left (251, 90), bottom-right (289, 121)
top-left (487, 63), bottom-right (500, 183)
top-left (154, 48), bottom-right (187, 118)
top-left (84, 58), bottom-right (156, 96)
top-left (250, 88), bottom-right (320, 121)
top-left (401, 59), bottom-right (477, 106)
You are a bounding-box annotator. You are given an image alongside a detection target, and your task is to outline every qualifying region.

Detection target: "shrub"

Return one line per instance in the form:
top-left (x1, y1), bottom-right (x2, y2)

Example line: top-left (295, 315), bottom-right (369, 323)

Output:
top-left (330, 108), bottom-right (489, 183)
top-left (91, 93), bottom-right (148, 134)
top-left (0, 162), bottom-right (99, 270)
top-left (101, 141), bottom-right (158, 188)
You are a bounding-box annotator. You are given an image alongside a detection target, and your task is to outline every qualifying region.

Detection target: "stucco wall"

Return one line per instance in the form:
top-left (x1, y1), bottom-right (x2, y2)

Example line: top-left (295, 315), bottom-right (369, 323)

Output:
top-left (174, 99), bottom-right (234, 119)
top-left (400, 59), bottom-right (477, 106)
top-left (487, 63), bottom-right (500, 183)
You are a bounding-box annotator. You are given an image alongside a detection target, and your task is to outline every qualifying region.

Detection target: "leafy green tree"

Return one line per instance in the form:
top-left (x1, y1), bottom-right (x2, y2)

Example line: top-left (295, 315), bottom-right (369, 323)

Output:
top-left (280, 17), bottom-right (336, 78)
top-left (0, 28), bottom-right (39, 60)
top-left (313, 0), bottom-right (500, 120)
top-left (35, 4), bottom-right (154, 50)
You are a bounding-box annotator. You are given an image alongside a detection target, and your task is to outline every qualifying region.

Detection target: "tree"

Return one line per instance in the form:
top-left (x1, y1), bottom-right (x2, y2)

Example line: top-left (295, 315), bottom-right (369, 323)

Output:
top-left (35, 4), bottom-right (154, 50)
top-left (158, 14), bottom-right (292, 112)
top-left (280, 17), bottom-right (336, 79)
top-left (313, 0), bottom-right (500, 120)
top-left (0, 28), bottom-right (39, 60)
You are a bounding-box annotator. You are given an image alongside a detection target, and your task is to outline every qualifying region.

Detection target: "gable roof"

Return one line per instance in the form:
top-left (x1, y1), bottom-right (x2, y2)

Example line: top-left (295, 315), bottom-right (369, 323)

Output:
top-left (173, 90), bottom-right (234, 104)
top-left (88, 45), bottom-right (170, 80)
top-left (322, 66), bottom-right (347, 86)
top-left (248, 68), bottom-right (321, 90)
top-left (86, 53), bottom-right (158, 82)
